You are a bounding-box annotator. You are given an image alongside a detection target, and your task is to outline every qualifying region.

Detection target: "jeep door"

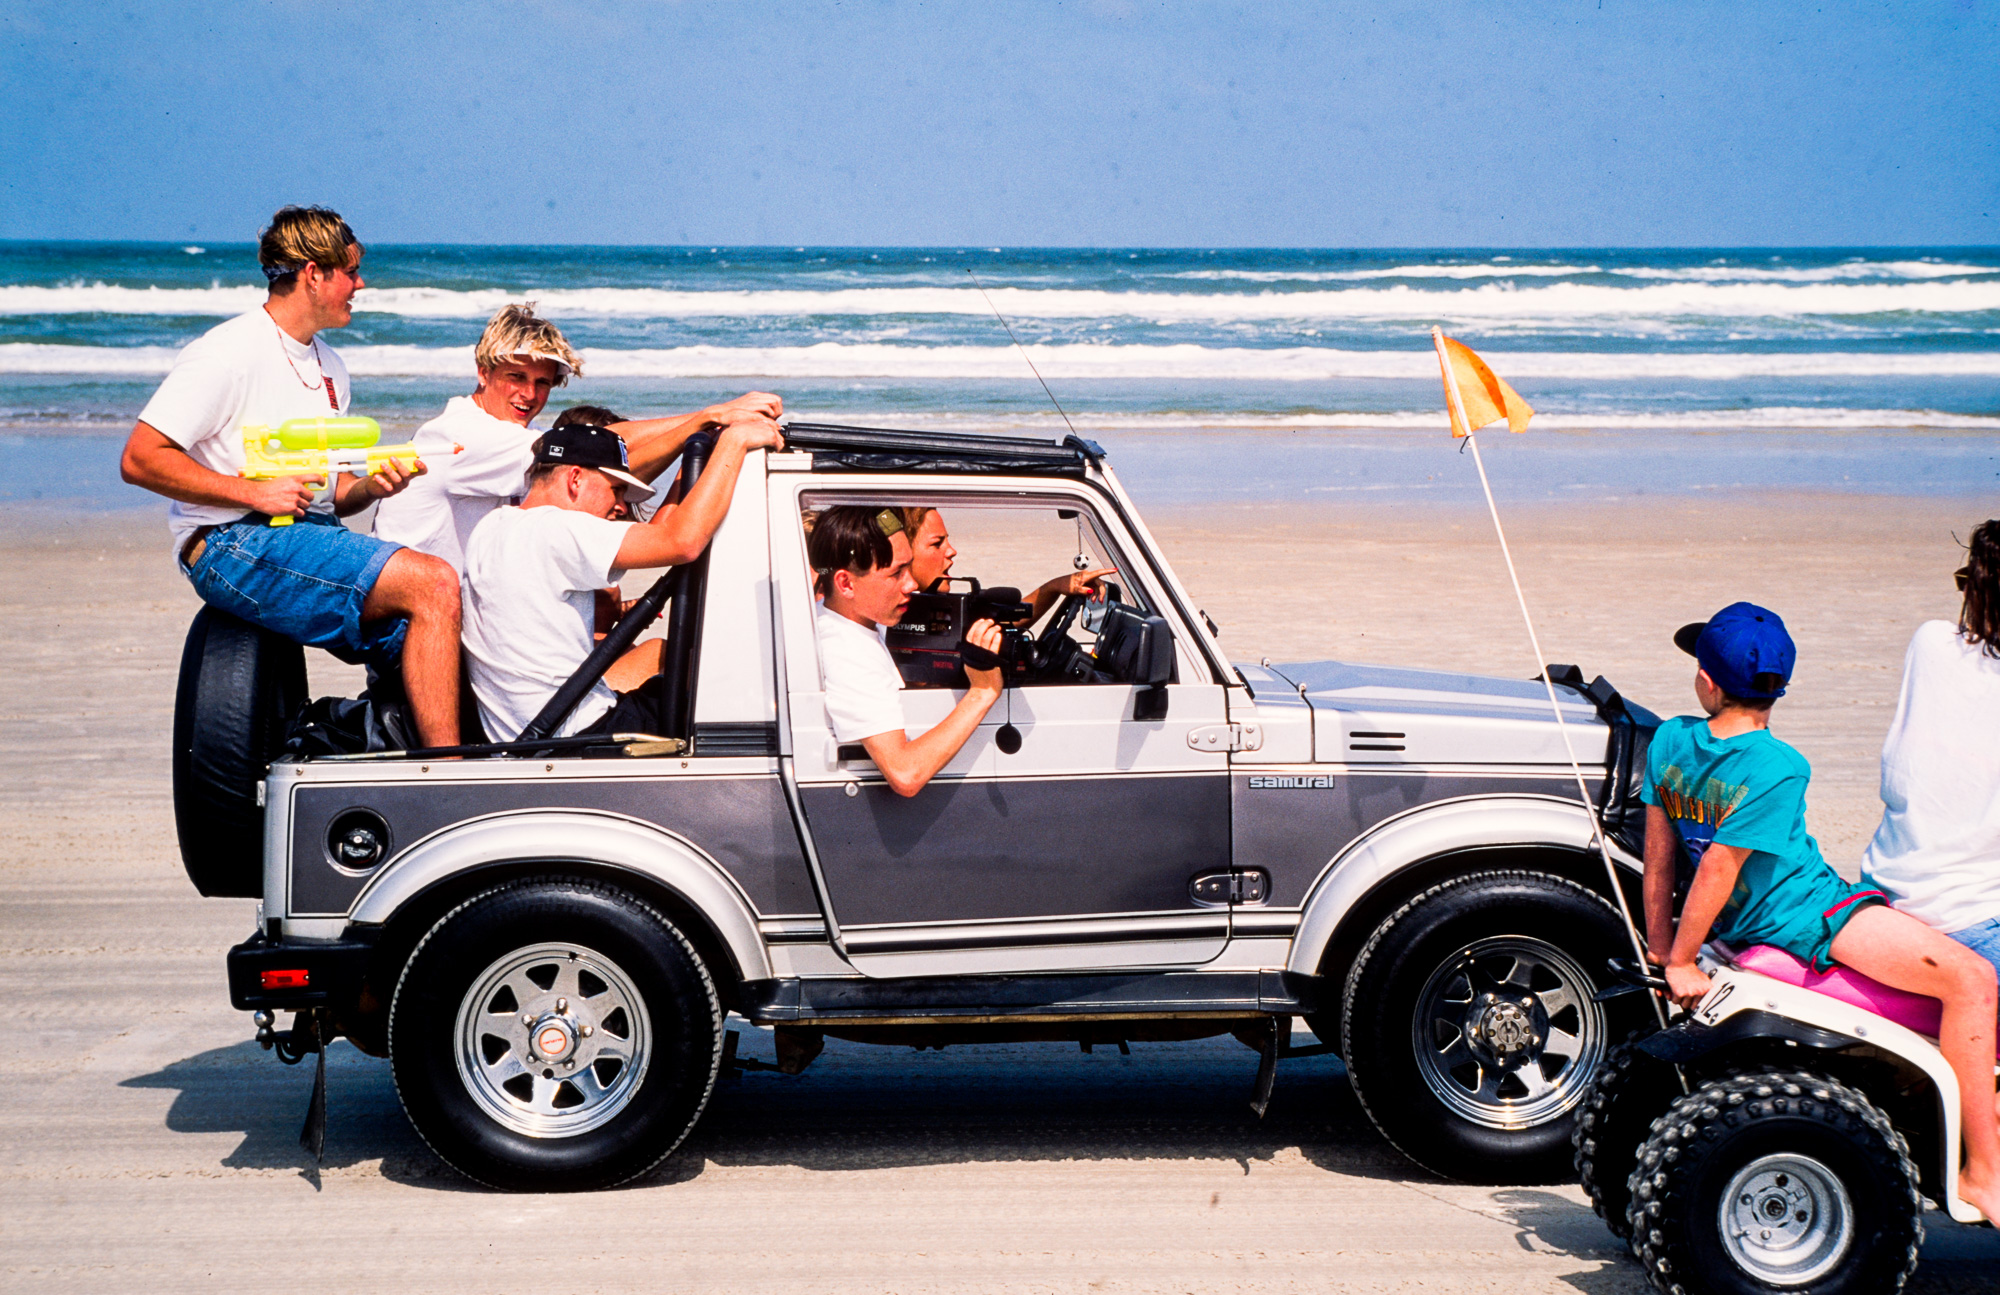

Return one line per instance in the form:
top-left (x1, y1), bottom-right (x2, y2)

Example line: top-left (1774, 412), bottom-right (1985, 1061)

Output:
top-left (773, 480), bottom-right (1232, 976)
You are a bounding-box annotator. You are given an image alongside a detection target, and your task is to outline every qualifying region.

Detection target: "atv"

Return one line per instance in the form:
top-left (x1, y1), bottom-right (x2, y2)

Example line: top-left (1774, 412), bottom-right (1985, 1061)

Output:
top-left (1574, 943), bottom-right (1996, 1294)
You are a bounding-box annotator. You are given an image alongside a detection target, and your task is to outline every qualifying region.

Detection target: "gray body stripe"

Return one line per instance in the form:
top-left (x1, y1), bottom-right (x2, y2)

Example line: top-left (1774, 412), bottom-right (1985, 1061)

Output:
top-left (289, 774), bottom-right (811, 917)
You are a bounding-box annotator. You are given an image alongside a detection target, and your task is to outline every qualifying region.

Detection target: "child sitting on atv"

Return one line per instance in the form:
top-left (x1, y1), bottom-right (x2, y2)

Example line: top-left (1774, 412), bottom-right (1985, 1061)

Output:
top-left (1642, 601), bottom-right (2000, 1224)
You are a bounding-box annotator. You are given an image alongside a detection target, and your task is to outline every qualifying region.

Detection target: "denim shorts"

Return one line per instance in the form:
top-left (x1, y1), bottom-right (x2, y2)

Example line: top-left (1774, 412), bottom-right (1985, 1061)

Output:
top-left (1951, 916), bottom-right (2000, 983)
top-left (183, 513), bottom-right (407, 665)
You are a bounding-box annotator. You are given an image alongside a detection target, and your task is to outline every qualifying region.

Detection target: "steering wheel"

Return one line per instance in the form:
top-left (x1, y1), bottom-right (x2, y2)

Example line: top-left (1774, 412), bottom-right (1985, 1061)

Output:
top-left (1025, 592), bottom-right (1095, 683)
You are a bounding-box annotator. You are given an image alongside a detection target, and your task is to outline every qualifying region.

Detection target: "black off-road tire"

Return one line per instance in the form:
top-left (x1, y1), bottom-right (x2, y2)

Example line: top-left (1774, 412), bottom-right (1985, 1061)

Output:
top-left (1574, 1029), bottom-right (1683, 1241)
top-left (1341, 870), bottom-right (1640, 1183)
top-left (172, 606), bottom-right (306, 897)
top-left (389, 879), bottom-right (723, 1191)
top-left (1628, 1072), bottom-right (1923, 1295)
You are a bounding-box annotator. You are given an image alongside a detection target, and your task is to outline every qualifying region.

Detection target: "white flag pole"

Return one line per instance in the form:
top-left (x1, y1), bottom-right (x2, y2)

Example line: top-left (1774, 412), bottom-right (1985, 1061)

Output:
top-left (1431, 327), bottom-right (1666, 1029)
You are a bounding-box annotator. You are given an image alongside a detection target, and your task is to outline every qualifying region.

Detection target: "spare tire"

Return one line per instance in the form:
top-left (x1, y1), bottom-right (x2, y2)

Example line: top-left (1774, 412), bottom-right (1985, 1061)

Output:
top-left (172, 606), bottom-right (306, 897)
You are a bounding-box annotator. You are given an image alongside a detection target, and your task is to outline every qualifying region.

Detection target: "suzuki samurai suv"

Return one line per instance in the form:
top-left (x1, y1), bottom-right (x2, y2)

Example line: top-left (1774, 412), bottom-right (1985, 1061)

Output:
top-left (175, 421), bottom-right (1659, 1190)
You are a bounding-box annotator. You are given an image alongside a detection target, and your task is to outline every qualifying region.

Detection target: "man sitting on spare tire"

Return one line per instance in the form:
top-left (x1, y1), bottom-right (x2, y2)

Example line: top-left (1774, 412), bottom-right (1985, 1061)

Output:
top-left (459, 417), bottom-right (784, 743)
top-left (118, 205), bottom-right (463, 748)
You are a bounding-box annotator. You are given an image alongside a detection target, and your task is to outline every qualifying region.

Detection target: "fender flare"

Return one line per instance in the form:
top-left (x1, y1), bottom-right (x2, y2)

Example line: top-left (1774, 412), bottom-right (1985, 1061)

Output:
top-left (1286, 794), bottom-right (1642, 977)
top-left (348, 809), bottom-right (773, 983)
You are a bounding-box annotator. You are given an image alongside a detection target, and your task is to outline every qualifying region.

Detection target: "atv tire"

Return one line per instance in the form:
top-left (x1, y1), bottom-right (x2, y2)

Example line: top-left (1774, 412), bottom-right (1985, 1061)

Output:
top-left (1628, 1072), bottom-right (1923, 1295)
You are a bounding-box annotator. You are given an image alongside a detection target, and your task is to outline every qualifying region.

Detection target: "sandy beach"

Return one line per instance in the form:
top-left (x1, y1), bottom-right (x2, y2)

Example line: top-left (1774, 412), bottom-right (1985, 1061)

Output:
top-left (2, 489), bottom-right (1994, 1292)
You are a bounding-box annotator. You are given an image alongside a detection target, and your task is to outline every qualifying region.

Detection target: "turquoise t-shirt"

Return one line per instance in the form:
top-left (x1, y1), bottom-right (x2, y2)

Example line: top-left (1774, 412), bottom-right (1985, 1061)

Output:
top-left (1641, 715), bottom-right (1857, 953)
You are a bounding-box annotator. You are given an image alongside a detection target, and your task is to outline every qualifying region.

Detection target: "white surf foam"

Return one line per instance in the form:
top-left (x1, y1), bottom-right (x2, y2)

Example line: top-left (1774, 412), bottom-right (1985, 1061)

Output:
top-left (6, 278), bottom-right (2000, 320)
top-left (1174, 260), bottom-right (1996, 284)
top-left (7, 341), bottom-right (1999, 381)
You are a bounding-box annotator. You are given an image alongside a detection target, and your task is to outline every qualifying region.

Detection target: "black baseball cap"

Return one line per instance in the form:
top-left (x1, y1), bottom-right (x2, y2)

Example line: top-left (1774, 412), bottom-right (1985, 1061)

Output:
top-left (535, 423), bottom-right (651, 500)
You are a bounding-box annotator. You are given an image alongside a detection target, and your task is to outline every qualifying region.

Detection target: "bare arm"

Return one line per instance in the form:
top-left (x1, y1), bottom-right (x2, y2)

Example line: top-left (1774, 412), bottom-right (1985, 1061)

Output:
top-left (860, 622), bottom-right (1005, 797)
top-left (1662, 842), bottom-right (1751, 1008)
top-left (615, 391), bottom-right (784, 482)
top-left (1642, 803), bottom-right (1677, 964)
top-left (1028, 567), bottom-right (1116, 621)
top-left (613, 419), bottom-right (784, 570)
top-left (121, 422), bottom-right (320, 519)
top-left (330, 455), bottom-right (422, 516)
top-left (122, 422), bottom-right (422, 521)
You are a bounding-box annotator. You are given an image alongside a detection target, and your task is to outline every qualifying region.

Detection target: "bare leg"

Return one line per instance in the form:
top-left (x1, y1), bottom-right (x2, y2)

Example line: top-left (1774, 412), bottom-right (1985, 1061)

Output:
top-left (361, 549), bottom-right (461, 748)
top-left (1831, 904), bottom-right (2000, 1222)
top-left (602, 638), bottom-right (664, 694)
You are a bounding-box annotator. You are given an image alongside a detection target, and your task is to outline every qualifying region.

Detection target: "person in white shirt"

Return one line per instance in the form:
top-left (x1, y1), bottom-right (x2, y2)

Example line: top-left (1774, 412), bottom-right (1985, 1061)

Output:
top-left (117, 206), bottom-right (462, 747)
top-left (808, 505), bottom-right (1005, 797)
top-left (372, 302), bottom-right (782, 573)
top-left (461, 418), bottom-right (783, 741)
top-left (1864, 519), bottom-right (2000, 982)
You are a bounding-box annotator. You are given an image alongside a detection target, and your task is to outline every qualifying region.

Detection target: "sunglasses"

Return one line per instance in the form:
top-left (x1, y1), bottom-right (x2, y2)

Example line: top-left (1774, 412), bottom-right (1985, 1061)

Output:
top-left (1956, 566), bottom-right (1970, 592)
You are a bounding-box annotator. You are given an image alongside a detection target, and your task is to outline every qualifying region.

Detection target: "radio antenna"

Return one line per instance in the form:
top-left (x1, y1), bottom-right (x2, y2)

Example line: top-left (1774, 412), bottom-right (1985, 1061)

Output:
top-left (966, 266), bottom-right (1079, 439)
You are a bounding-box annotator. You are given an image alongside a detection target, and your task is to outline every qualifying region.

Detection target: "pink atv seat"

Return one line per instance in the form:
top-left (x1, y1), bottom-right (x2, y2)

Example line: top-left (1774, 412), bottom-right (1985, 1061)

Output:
top-left (1727, 943), bottom-right (1953, 1041)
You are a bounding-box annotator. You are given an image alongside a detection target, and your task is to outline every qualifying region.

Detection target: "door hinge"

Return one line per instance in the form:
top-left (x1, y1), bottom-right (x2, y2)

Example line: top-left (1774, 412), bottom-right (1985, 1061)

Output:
top-left (1187, 722), bottom-right (1263, 753)
top-left (1189, 868), bottom-right (1271, 906)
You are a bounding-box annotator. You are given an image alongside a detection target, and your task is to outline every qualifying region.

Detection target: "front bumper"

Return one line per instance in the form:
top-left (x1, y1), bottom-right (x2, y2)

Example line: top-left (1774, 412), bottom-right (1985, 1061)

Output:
top-left (226, 929), bottom-right (377, 1012)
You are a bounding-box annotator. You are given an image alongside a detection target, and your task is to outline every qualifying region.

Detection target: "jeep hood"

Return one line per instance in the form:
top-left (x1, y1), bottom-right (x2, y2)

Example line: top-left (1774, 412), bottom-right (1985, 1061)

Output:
top-left (1262, 660), bottom-right (1609, 766)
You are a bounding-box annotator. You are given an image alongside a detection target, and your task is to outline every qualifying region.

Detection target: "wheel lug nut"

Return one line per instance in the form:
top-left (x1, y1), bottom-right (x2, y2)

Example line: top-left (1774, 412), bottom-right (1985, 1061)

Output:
top-left (523, 1013), bottom-right (534, 1025)
top-left (557, 997), bottom-right (568, 1012)
top-left (581, 1025), bottom-right (594, 1037)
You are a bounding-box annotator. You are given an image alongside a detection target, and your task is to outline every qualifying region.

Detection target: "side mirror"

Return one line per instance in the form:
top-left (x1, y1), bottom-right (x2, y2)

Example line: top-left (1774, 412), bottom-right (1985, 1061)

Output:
top-left (1131, 615), bottom-right (1176, 687)
top-left (1127, 615), bottom-right (1176, 722)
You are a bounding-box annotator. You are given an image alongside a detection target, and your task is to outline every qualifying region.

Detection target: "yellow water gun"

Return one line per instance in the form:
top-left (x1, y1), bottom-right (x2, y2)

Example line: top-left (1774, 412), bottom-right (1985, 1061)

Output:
top-left (240, 417), bottom-right (427, 525)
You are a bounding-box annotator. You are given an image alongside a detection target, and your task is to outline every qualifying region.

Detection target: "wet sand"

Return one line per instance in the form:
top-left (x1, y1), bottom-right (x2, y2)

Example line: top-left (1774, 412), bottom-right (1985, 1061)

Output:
top-left (1, 494), bottom-right (1994, 1291)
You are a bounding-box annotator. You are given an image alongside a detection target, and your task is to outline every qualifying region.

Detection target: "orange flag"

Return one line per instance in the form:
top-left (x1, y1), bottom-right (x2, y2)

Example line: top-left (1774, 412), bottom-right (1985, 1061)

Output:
top-left (1432, 328), bottom-right (1534, 437)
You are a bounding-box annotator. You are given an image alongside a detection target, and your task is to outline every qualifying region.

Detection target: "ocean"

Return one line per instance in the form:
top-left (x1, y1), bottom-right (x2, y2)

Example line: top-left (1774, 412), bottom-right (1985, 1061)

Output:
top-left (3, 243), bottom-right (1997, 508)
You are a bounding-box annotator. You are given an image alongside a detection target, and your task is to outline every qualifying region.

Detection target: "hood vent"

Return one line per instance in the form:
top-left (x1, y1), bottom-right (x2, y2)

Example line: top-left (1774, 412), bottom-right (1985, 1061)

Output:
top-left (1348, 730), bottom-right (1406, 752)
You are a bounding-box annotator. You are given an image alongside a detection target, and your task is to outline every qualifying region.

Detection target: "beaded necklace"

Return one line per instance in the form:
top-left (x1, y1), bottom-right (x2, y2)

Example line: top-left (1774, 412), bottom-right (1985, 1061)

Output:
top-left (267, 307), bottom-right (340, 411)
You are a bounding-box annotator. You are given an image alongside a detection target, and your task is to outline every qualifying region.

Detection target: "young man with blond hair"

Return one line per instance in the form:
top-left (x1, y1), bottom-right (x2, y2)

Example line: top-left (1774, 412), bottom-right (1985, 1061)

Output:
top-left (372, 302), bottom-right (783, 572)
top-left (120, 205), bottom-right (462, 747)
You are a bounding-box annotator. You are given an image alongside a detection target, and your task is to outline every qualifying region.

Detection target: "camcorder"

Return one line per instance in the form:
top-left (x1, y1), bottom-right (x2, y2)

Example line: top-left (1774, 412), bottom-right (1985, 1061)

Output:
top-left (886, 578), bottom-right (1035, 687)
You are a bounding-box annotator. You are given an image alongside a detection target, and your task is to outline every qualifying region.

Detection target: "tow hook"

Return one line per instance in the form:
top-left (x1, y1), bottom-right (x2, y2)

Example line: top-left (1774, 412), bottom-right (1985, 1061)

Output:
top-left (256, 1009), bottom-right (325, 1066)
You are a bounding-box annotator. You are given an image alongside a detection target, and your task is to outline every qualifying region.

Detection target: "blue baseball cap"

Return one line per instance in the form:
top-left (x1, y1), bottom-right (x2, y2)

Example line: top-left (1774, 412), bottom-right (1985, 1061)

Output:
top-left (1673, 602), bottom-right (1794, 699)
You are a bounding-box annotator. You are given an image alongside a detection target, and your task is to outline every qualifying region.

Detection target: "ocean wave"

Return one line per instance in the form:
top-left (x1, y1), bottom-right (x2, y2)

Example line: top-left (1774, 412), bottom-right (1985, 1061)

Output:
top-left (807, 408), bottom-right (2000, 432)
top-left (6, 278), bottom-right (2000, 321)
top-left (1171, 265), bottom-right (1607, 281)
top-left (8, 341), bottom-right (2000, 381)
top-left (1174, 260), bottom-right (1997, 284)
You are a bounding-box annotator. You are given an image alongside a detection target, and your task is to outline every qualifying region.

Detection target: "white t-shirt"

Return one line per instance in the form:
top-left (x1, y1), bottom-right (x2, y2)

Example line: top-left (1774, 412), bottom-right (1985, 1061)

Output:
top-left (372, 395), bottom-right (536, 573)
top-left (814, 604), bottom-right (909, 743)
top-left (1862, 620), bottom-right (2000, 933)
top-left (462, 505), bottom-right (634, 741)
top-left (136, 308), bottom-right (352, 551)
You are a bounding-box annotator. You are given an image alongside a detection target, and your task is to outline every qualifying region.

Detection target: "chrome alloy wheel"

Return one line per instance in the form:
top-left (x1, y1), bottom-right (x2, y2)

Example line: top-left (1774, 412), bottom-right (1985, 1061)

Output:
top-left (453, 943), bottom-right (651, 1138)
top-left (1410, 936), bottom-right (1605, 1129)
top-left (1717, 1153), bottom-right (1854, 1286)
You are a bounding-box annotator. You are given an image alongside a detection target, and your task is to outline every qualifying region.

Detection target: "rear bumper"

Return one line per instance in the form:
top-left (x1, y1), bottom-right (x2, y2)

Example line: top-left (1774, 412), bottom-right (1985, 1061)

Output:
top-left (226, 929), bottom-right (377, 1012)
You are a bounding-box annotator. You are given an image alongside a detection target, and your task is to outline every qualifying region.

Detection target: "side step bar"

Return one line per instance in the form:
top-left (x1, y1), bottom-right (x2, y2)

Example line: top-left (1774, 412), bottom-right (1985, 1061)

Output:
top-left (738, 968), bottom-right (1324, 1025)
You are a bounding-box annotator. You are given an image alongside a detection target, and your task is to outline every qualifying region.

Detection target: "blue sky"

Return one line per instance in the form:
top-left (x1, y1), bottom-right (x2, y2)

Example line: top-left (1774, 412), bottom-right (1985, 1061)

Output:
top-left (4, 1), bottom-right (1994, 247)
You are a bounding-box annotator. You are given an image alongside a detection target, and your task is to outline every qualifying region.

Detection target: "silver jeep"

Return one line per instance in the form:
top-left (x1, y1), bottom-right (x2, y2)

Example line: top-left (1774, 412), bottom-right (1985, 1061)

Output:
top-left (175, 421), bottom-right (1658, 1190)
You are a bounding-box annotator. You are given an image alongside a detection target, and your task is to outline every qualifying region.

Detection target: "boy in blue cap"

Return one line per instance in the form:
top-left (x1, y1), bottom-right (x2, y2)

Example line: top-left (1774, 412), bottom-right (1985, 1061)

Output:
top-left (1643, 601), bottom-right (2000, 1223)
